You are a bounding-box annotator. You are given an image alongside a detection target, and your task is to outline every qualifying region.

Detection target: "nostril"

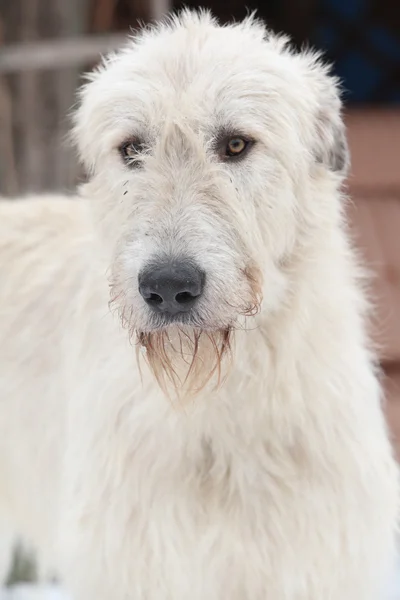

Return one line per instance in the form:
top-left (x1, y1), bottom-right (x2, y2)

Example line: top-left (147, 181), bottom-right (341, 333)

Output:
top-left (139, 285), bottom-right (164, 306)
top-left (175, 291), bottom-right (197, 305)
top-left (148, 293), bottom-right (163, 305)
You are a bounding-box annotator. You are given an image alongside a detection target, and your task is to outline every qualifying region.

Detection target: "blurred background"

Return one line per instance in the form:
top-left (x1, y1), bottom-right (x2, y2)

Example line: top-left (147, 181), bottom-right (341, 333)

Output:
top-left (0, 0), bottom-right (399, 593)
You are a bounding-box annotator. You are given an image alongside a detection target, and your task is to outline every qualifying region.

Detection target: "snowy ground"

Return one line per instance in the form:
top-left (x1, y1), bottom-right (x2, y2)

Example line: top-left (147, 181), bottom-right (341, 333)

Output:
top-left (1, 575), bottom-right (400, 599)
top-left (0, 586), bottom-right (70, 600)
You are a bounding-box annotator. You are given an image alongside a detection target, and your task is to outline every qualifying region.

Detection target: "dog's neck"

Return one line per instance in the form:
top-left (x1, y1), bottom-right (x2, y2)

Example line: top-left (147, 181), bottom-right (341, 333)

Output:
top-left (165, 212), bottom-right (373, 452)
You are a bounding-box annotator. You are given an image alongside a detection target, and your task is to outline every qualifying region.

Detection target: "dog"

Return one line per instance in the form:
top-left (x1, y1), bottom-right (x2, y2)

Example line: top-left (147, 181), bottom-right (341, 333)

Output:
top-left (0, 10), bottom-right (398, 600)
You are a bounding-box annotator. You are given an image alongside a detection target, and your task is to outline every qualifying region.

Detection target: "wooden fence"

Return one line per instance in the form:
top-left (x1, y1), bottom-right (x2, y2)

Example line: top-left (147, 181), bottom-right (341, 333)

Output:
top-left (0, 0), bottom-right (171, 197)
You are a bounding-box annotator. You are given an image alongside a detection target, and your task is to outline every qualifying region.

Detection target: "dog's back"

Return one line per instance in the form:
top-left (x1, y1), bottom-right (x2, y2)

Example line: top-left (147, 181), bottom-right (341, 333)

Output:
top-left (0, 196), bottom-right (94, 576)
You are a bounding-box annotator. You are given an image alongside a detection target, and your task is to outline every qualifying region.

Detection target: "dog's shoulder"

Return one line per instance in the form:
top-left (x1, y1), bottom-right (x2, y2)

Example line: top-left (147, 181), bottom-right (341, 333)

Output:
top-left (0, 194), bottom-right (94, 262)
top-left (0, 194), bottom-right (95, 309)
top-left (0, 193), bottom-right (88, 239)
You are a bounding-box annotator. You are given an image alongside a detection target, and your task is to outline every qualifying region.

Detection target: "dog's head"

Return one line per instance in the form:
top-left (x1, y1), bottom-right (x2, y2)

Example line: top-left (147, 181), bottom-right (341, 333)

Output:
top-left (73, 11), bottom-right (348, 396)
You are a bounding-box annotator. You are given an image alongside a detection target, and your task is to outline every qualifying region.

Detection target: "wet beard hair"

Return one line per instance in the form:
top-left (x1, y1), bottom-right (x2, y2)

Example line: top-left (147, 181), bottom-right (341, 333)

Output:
top-left (136, 326), bottom-right (232, 400)
top-left (110, 265), bottom-right (262, 400)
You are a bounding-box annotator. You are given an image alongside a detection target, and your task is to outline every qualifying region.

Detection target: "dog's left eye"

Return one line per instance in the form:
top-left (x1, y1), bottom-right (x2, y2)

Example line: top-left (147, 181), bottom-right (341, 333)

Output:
top-left (224, 137), bottom-right (251, 159)
top-left (119, 139), bottom-right (144, 167)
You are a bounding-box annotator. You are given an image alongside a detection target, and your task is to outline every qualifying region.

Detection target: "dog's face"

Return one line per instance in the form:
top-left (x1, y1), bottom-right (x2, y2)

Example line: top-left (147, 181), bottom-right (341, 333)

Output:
top-left (74, 11), bottom-right (348, 395)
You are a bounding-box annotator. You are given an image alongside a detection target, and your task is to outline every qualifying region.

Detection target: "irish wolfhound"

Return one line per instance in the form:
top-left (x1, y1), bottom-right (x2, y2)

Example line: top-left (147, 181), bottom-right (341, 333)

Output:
top-left (0, 10), bottom-right (398, 600)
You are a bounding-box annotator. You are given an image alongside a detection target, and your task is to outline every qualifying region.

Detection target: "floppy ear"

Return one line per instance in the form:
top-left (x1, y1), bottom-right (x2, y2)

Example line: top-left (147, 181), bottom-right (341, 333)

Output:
top-left (308, 58), bottom-right (349, 176)
top-left (314, 101), bottom-right (349, 175)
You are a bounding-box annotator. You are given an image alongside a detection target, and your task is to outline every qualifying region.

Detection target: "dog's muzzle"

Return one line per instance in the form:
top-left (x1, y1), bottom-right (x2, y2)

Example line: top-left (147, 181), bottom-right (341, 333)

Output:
top-left (138, 260), bottom-right (205, 317)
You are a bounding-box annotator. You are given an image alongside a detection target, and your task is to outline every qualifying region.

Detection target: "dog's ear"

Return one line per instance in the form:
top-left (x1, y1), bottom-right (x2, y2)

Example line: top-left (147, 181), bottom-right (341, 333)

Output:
top-left (311, 63), bottom-right (349, 176)
top-left (314, 100), bottom-right (349, 175)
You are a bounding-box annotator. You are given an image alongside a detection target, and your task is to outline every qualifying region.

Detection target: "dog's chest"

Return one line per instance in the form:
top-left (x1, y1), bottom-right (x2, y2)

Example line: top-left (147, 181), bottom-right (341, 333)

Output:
top-left (63, 366), bottom-right (370, 600)
top-left (64, 348), bottom-right (333, 599)
top-left (100, 438), bottom-right (284, 599)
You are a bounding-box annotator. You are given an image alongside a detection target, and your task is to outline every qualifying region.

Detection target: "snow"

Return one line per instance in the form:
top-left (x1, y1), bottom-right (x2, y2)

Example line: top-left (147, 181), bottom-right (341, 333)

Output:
top-left (0, 586), bottom-right (70, 600)
top-left (1, 569), bottom-right (399, 599)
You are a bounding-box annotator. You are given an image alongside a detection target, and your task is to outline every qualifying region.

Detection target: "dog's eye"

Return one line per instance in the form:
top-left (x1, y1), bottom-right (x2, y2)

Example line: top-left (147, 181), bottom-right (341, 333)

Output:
top-left (119, 139), bottom-right (144, 167)
top-left (224, 137), bottom-right (251, 159)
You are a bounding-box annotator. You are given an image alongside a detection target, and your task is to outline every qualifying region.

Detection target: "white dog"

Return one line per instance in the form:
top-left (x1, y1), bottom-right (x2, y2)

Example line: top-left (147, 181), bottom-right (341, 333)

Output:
top-left (0, 10), bottom-right (398, 600)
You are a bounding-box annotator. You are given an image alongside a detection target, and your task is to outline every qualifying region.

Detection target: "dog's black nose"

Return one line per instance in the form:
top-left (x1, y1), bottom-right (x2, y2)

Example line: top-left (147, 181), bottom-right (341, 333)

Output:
top-left (139, 261), bottom-right (205, 315)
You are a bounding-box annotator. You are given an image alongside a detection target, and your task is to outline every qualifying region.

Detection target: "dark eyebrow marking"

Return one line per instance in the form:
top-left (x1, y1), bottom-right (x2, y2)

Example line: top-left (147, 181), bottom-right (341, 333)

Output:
top-left (213, 126), bottom-right (253, 145)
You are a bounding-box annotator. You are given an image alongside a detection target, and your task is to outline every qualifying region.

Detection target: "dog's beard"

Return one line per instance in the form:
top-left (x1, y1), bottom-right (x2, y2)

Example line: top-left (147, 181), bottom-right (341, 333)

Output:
top-left (109, 265), bottom-right (262, 400)
top-left (136, 326), bottom-right (232, 400)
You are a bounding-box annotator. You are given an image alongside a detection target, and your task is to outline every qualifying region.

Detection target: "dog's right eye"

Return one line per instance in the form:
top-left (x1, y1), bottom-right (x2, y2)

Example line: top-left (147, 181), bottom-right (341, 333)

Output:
top-left (119, 139), bottom-right (144, 167)
top-left (215, 133), bottom-right (254, 161)
top-left (226, 137), bottom-right (248, 157)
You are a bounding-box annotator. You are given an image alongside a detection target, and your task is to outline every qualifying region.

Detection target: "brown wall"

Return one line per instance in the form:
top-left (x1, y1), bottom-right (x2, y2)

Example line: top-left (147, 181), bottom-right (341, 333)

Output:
top-left (346, 109), bottom-right (400, 458)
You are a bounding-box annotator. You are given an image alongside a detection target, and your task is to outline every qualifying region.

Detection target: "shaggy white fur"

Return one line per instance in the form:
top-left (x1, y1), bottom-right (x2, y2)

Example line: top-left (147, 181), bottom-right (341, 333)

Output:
top-left (0, 10), bottom-right (399, 600)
